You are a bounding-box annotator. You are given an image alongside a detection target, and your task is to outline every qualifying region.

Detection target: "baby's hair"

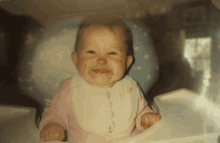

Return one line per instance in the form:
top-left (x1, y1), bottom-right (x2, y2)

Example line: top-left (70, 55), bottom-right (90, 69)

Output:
top-left (74, 15), bottom-right (134, 56)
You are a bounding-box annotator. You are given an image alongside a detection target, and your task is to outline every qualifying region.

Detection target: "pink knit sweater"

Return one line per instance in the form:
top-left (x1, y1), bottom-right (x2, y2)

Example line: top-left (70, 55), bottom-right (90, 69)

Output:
top-left (39, 75), bottom-right (154, 143)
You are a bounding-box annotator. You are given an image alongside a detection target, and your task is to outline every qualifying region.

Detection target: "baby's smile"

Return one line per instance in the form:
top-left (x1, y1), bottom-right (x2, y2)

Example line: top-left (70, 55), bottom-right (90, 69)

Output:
top-left (88, 68), bottom-right (114, 85)
top-left (89, 68), bottom-right (113, 78)
top-left (92, 69), bottom-right (111, 73)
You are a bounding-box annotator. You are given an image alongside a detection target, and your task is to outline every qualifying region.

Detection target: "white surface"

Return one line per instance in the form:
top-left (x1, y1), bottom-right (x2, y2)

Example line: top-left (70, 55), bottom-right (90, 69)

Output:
top-left (0, 105), bottom-right (32, 122)
top-left (148, 132), bottom-right (220, 143)
top-left (113, 89), bottom-right (220, 143)
top-left (1, 89), bottom-right (220, 143)
top-left (0, 105), bottom-right (42, 143)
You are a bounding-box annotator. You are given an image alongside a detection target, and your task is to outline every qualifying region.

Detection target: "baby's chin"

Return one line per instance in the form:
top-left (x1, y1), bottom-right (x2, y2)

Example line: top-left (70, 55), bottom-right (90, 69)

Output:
top-left (85, 74), bottom-right (116, 88)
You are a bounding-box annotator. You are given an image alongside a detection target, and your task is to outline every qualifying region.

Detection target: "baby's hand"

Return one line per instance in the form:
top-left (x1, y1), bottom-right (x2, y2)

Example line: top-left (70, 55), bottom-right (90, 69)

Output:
top-left (140, 113), bottom-right (161, 129)
top-left (40, 122), bottom-right (65, 142)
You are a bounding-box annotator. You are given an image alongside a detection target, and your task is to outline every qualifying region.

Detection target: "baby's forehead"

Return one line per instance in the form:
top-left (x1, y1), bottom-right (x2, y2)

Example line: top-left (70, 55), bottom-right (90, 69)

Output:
top-left (82, 25), bottom-right (125, 36)
top-left (77, 25), bottom-right (127, 52)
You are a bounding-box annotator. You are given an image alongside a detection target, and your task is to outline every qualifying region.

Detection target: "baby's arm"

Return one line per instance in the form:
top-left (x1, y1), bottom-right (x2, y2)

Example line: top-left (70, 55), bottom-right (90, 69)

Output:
top-left (135, 86), bottom-right (161, 132)
top-left (39, 78), bottom-right (72, 142)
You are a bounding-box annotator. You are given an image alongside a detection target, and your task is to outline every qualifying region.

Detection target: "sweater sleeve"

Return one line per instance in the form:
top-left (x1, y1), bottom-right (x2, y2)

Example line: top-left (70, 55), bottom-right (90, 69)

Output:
top-left (135, 85), bottom-right (155, 132)
top-left (39, 77), bottom-right (72, 132)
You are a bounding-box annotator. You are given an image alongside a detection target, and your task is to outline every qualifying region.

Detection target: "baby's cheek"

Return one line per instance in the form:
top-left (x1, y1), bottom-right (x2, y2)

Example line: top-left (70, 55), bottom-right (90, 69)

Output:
top-left (79, 62), bottom-right (91, 72)
top-left (113, 67), bottom-right (124, 77)
top-left (114, 59), bottom-right (126, 69)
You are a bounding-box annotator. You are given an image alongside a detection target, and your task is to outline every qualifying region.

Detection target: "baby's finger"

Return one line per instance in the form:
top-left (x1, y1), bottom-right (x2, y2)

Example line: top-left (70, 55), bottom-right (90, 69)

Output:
top-left (40, 131), bottom-right (46, 142)
top-left (51, 131), bottom-right (58, 140)
top-left (144, 115), bottom-right (149, 124)
top-left (148, 114), bottom-right (157, 123)
top-left (44, 130), bottom-right (49, 142)
top-left (152, 115), bottom-right (161, 124)
top-left (152, 114), bottom-right (156, 119)
top-left (54, 131), bottom-right (61, 141)
top-left (149, 114), bottom-right (154, 123)
top-left (60, 130), bottom-right (65, 141)
top-left (54, 132), bottom-right (59, 139)
top-left (48, 130), bottom-right (54, 141)
top-left (155, 114), bottom-right (161, 121)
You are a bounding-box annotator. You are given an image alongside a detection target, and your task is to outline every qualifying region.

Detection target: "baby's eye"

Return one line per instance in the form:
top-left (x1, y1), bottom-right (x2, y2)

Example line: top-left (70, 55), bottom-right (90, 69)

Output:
top-left (108, 52), bottom-right (117, 55)
top-left (87, 50), bottom-right (95, 54)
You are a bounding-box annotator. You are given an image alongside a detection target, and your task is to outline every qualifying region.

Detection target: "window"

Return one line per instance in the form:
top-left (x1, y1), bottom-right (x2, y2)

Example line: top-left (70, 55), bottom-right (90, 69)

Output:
top-left (184, 37), bottom-right (211, 79)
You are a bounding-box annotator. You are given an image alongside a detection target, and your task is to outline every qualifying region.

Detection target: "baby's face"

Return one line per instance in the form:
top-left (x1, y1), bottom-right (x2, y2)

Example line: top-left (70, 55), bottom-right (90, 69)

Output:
top-left (72, 26), bottom-right (133, 88)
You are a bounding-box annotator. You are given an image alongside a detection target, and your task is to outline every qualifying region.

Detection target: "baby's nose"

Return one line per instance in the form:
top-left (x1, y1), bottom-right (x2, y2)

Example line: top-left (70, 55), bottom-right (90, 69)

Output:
top-left (97, 58), bottom-right (107, 65)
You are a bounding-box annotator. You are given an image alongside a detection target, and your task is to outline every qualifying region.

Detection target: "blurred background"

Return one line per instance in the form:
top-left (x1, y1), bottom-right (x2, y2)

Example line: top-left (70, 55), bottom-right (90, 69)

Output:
top-left (0, 0), bottom-right (220, 111)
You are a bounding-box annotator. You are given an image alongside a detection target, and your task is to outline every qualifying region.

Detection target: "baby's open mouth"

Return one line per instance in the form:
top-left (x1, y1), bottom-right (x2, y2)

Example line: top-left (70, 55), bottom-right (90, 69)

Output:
top-left (92, 69), bottom-right (111, 73)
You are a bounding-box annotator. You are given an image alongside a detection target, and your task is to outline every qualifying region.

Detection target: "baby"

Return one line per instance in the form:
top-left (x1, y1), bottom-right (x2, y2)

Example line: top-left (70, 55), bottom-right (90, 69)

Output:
top-left (39, 15), bottom-right (161, 143)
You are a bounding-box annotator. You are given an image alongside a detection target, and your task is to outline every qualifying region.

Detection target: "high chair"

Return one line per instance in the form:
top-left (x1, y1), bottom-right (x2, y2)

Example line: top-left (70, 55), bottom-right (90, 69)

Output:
top-left (1, 14), bottom-right (220, 143)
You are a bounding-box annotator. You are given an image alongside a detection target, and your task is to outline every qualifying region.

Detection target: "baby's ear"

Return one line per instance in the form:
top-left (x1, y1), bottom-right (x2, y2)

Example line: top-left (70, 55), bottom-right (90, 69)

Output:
top-left (71, 52), bottom-right (77, 66)
top-left (127, 55), bottom-right (133, 69)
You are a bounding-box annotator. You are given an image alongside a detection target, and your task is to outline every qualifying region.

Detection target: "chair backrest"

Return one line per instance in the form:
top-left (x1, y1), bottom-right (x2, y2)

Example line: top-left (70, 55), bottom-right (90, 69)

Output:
top-left (17, 14), bottom-right (159, 107)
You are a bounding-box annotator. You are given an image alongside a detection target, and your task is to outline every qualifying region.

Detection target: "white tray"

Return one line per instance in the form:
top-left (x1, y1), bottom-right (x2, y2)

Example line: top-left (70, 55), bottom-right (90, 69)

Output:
top-left (2, 89), bottom-right (220, 143)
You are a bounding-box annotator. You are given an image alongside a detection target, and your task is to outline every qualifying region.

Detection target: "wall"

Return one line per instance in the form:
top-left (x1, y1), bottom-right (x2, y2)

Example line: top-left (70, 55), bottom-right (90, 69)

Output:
top-left (0, 30), bottom-right (6, 66)
top-left (140, 1), bottom-right (211, 65)
top-left (146, 28), bottom-right (203, 106)
top-left (207, 5), bottom-right (220, 104)
top-left (142, 1), bottom-right (211, 105)
top-left (0, 7), bottom-right (43, 114)
top-left (145, 0), bottom-right (220, 105)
